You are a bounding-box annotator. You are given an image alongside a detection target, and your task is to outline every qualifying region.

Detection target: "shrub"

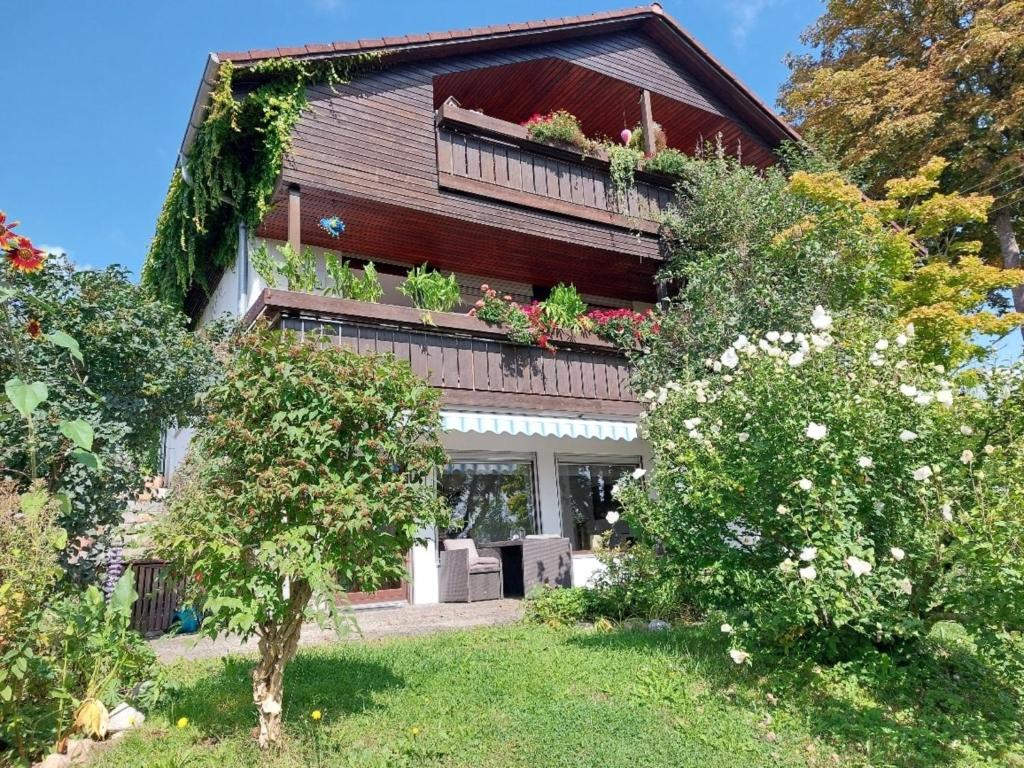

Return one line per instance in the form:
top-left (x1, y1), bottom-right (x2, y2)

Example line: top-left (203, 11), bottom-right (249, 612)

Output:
top-left (541, 283), bottom-right (588, 332)
top-left (616, 307), bottom-right (1024, 663)
top-left (627, 122), bottom-right (668, 154)
top-left (398, 263), bottom-right (461, 312)
top-left (606, 145), bottom-right (645, 199)
top-left (524, 110), bottom-right (591, 150)
top-left (642, 148), bottom-right (689, 177)
top-left (154, 325), bottom-right (449, 748)
top-left (523, 586), bottom-right (595, 625)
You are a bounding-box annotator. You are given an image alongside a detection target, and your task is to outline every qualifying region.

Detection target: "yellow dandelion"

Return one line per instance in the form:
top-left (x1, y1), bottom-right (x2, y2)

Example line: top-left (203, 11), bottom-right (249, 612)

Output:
top-left (176, 716), bottom-right (189, 729)
top-left (311, 710), bottom-right (322, 721)
top-left (410, 726), bottom-right (420, 737)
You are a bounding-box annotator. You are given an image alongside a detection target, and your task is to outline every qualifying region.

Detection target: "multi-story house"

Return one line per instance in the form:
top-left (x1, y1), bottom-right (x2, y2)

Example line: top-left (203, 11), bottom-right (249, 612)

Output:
top-left (159, 3), bottom-right (796, 606)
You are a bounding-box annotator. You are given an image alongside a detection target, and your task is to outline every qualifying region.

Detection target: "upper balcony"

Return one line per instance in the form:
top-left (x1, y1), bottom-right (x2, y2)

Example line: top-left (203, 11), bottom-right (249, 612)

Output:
top-left (435, 100), bottom-right (674, 235)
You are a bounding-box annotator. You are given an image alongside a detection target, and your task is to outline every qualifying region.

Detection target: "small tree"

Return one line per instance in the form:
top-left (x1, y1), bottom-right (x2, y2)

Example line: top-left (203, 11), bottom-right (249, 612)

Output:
top-left (156, 326), bottom-right (448, 747)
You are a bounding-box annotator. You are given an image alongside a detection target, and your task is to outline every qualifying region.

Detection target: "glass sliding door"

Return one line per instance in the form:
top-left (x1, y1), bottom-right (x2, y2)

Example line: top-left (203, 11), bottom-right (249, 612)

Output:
top-left (557, 458), bottom-right (640, 550)
top-left (438, 459), bottom-right (537, 544)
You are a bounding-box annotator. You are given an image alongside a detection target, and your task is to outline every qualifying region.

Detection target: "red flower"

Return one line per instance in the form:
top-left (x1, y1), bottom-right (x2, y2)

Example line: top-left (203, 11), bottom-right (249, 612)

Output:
top-left (0, 211), bottom-right (18, 247)
top-left (194, 571), bottom-right (203, 583)
top-left (5, 236), bottom-right (46, 272)
top-left (26, 319), bottom-right (42, 338)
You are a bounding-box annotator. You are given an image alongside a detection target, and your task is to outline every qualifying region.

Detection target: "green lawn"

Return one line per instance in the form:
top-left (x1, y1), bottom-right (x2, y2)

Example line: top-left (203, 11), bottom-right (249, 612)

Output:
top-left (94, 623), bottom-right (1023, 768)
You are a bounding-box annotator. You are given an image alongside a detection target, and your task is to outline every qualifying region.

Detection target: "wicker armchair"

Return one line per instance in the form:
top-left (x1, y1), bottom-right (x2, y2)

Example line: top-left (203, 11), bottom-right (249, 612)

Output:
top-left (439, 539), bottom-right (503, 603)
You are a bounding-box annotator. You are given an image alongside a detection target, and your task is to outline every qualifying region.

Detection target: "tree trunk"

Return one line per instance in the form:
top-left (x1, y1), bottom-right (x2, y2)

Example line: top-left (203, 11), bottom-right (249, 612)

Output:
top-left (252, 579), bottom-right (311, 749)
top-left (994, 208), bottom-right (1024, 342)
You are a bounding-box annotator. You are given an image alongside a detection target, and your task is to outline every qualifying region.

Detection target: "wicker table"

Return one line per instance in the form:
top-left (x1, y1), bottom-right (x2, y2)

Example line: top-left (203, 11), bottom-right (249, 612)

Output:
top-left (482, 537), bottom-right (573, 597)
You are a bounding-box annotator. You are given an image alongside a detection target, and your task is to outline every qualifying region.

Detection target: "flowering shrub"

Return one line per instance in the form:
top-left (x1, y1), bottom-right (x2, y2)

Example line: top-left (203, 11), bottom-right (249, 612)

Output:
top-left (615, 306), bottom-right (1024, 662)
top-left (587, 308), bottom-right (660, 348)
top-left (523, 110), bottom-right (592, 151)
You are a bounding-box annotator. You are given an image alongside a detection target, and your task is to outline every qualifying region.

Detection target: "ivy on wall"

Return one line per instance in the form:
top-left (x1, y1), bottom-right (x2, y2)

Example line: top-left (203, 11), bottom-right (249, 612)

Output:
top-left (143, 55), bottom-right (375, 307)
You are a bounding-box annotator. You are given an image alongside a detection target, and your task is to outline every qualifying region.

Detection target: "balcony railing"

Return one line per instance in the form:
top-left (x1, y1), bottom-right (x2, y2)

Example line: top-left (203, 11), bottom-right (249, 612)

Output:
top-left (435, 101), bottom-right (674, 234)
top-left (245, 289), bottom-right (639, 417)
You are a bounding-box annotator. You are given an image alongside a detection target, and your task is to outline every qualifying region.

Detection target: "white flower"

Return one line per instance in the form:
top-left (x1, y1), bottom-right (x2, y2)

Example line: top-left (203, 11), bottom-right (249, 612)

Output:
top-left (721, 623), bottom-right (734, 634)
top-left (935, 389), bottom-right (953, 406)
top-left (899, 429), bottom-right (918, 442)
top-left (875, 338), bottom-right (890, 351)
top-left (776, 504), bottom-right (789, 514)
top-left (845, 556), bottom-right (873, 578)
top-left (720, 347), bottom-right (739, 369)
top-left (713, 361), bottom-right (723, 372)
top-left (798, 478), bottom-right (813, 492)
top-left (960, 425), bottom-right (974, 436)
top-left (799, 566), bottom-right (817, 581)
top-left (869, 352), bottom-right (885, 367)
top-left (657, 387), bottom-right (668, 404)
top-left (688, 429), bottom-right (702, 440)
top-left (912, 465), bottom-right (933, 482)
top-left (631, 468), bottom-right (646, 480)
top-left (787, 350), bottom-right (805, 367)
top-left (729, 649), bottom-right (750, 665)
top-left (857, 456), bottom-right (874, 469)
top-left (605, 510), bottom-right (620, 525)
top-left (732, 334), bottom-right (750, 350)
top-left (895, 359), bottom-right (910, 370)
top-left (933, 364), bottom-right (945, 374)
top-left (914, 392), bottom-right (935, 406)
top-left (895, 333), bottom-right (908, 348)
top-left (781, 332), bottom-right (793, 343)
top-left (805, 422), bottom-right (827, 441)
top-left (960, 449), bottom-right (974, 464)
top-left (810, 333), bottom-right (831, 351)
top-left (800, 546), bottom-right (817, 562)
top-left (610, 483), bottom-right (621, 497)
top-left (905, 322), bottom-right (916, 338)
top-left (898, 578), bottom-right (913, 595)
top-left (779, 558), bottom-right (796, 573)
top-left (766, 345), bottom-right (782, 358)
top-left (810, 305), bottom-right (833, 330)
top-left (738, 432), bottom-right (750, 443)
top-left (766, 331), bottom-right (781, 342)
top-left (683, 417), bottom-right (702, 430)
top-left (890, 547), bottom-right (905, 561)
top-left (899, 384), bottom-right (918, 397)
top-left (666, 381), bottom-right (682, 392)
top-left (941, 503), bottom-right (953, 522)
top-left (984, 444), bottom-right (995, 455)
top-left (642, 389), bottom-right (656, 401)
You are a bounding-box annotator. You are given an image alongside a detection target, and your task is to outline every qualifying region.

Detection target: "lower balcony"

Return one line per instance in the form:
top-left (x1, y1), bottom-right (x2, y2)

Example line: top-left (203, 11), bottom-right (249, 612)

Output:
top-left (245, 289), bottom-right (639, 417)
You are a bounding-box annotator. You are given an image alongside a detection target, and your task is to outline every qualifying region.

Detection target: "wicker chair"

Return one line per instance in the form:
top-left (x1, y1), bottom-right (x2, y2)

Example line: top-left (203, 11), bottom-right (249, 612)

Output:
top-left (439, 539), bottom-right (503, 603)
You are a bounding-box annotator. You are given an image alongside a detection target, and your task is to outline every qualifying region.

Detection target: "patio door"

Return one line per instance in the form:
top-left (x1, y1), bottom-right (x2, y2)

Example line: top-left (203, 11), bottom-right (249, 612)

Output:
top-left (437, 457), bottom-right (538, 544)
top-left (556, 457), bottom-right (641, 551)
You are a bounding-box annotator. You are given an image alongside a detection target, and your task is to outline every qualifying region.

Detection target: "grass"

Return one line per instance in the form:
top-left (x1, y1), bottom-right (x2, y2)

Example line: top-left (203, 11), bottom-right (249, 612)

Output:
top-left (93, 623), bottom-right (1023, 768)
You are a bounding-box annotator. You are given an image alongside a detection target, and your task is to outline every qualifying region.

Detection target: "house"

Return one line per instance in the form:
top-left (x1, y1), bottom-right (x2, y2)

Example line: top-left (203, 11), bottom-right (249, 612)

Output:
top-left (158, 3), bottom-right (796, 606)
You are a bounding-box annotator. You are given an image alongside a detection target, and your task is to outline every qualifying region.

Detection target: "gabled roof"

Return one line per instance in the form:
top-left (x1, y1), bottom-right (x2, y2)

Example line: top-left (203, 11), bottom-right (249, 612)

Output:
top-left (180, 4), bottom-right (798, 163)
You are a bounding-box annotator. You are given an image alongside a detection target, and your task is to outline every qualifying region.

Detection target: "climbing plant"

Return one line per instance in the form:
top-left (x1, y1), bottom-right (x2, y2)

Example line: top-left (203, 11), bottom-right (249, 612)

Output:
top-left (143, 55), bottom-right (375, 306)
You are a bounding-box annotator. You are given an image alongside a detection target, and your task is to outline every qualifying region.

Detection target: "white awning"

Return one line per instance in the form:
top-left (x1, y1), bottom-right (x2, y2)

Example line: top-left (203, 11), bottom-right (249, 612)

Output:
top-left (440, 410), bottom-right (638, 441)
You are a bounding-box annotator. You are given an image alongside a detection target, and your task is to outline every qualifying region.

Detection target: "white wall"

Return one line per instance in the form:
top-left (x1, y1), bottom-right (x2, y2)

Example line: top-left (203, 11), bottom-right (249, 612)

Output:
top-left (409, 427), bottom-right (649, 604)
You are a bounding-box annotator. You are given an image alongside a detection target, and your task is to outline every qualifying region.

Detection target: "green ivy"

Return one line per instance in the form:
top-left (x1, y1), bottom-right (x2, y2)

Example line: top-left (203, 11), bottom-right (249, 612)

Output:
top-left (143, 55), bottom-right (376, 307)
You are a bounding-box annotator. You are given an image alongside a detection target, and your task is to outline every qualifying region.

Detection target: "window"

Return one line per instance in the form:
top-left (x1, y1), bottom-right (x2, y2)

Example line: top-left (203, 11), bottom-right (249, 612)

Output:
top-left (438, 460), bottom-right (537, 544)
top-left (557, 459), bottom-right (640, 550)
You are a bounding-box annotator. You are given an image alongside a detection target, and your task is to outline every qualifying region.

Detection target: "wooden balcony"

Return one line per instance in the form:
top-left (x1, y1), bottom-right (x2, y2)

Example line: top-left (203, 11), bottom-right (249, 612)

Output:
top-left (245, 289), bottom-right (639, 417)
top-left (435, 101), bottom-right (674, 235)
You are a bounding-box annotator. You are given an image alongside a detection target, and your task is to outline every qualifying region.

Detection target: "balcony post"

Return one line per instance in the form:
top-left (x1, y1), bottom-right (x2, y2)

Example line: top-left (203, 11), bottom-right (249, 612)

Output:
top-left (287, 184), bottom-right (301, 255)
top-left (640, 89), bottom-right (657, 157)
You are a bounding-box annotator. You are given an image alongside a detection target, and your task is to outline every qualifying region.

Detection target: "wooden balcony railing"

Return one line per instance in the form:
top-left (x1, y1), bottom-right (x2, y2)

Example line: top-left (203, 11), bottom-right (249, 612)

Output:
top-left (435, 101), bottom-right (674, 234)
top-left (245, 289), bottom-right (639, 417)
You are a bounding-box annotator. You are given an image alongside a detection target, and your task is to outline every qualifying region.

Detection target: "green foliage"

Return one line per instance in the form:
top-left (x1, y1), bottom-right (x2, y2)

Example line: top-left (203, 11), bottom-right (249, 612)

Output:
top-left (154, 325), bottom-right (448, 743)
top-left (540, 283), bottom-right (587, 332)
top-left (642, 148), bottom-right (689, 177)
top-left (1, 257), bottom-right (217, 577)
top-left (524, 110), bottom-right (591, 151)
top-left (398, 264), bottom-right (460, 312)
top-left (324, 254), bottom-right (382, 302)
top-left (1, 484), bottom-right (155, 763)
top-left (143, 56), bottom-right (373, 306)
top-left (523, 586), bottom-right (596, 626)
top-left (617, 310), bottom-right (1024, 661)
top-left (606, 144), bottom-right (644, 199)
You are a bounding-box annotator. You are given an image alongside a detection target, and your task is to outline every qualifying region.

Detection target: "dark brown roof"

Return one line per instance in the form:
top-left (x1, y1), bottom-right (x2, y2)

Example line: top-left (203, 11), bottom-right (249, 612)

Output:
top-left (213, 3), bottom-right (799, 146)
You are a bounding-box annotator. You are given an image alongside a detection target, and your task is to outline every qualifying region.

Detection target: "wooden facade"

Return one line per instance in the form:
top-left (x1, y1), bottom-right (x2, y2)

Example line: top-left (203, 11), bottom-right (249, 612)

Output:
top-left (247, 290), bottom-right (640, 417)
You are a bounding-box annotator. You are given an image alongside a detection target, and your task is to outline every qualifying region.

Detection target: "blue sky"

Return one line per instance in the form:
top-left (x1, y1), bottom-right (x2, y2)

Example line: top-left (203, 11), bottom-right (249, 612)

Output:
top-left (2, 0), bottom-right (821, 275)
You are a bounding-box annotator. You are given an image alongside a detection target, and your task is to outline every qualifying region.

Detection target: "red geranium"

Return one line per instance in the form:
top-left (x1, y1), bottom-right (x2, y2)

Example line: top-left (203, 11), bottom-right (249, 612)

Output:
top-left (5, 235), bottom-right (46, 273)
top-left (26, 318), bottom-right (42, 338)
top-left (0, 210), bottom-right (18, 247)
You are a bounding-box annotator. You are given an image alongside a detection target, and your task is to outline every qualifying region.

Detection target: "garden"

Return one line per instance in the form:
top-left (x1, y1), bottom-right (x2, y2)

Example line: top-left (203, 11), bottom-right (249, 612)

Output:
top-left (3, 1), bottom-right (1024, 764)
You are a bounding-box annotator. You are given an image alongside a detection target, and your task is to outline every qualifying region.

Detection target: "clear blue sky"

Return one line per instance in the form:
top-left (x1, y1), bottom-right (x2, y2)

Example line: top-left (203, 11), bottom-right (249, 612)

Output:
top-left (2, 0), bottom-right (822, 276)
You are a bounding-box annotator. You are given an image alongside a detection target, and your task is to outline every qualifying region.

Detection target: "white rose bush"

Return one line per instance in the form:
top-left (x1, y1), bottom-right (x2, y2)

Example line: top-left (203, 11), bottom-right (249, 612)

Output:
top-left (617, 308), bottom-right (1024, 662)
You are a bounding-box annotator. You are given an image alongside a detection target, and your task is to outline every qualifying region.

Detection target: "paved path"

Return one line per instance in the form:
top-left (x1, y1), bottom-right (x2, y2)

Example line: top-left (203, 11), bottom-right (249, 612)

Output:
top-left (152, 599), bottom-right (524, 663)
